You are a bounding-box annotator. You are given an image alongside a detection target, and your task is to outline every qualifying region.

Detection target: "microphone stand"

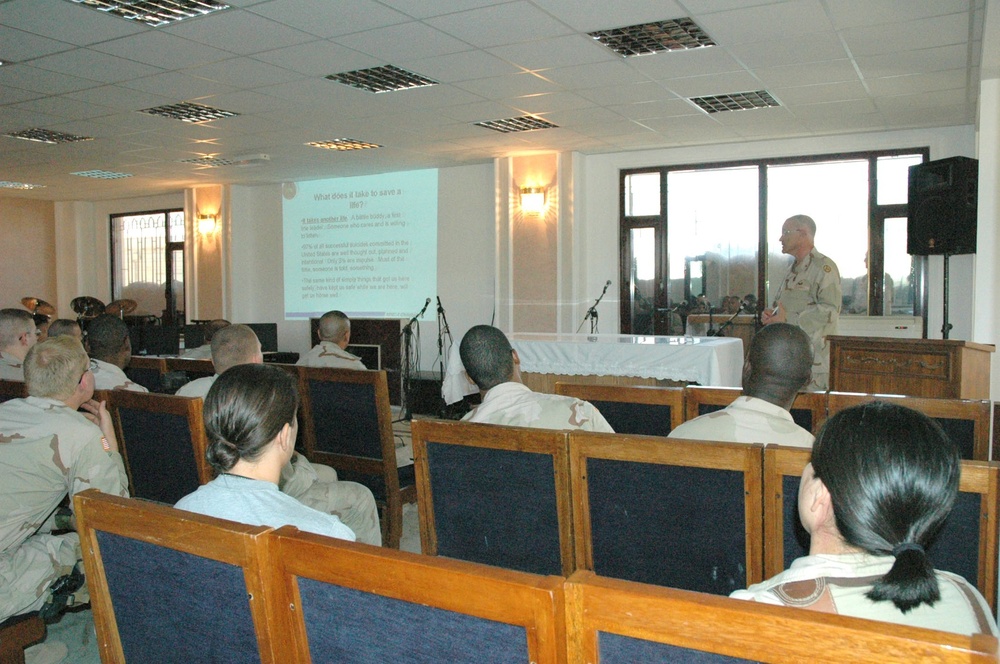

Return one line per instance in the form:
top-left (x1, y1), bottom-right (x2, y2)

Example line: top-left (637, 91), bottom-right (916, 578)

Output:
top-left (577, 281), bottom-right (612, 334)
top-left (436, 296), bottom-right (453, 416)
top-left (710, 308), bottom-right (743, 337)
top-left (400, 298), bottom-right (431, 421)
top-left (706, 305), bottom-right (716, 336)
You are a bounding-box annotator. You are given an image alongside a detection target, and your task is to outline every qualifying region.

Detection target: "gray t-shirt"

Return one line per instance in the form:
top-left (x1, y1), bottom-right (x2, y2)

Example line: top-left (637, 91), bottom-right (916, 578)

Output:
top-left (175, 474), bottom-right (355, 541)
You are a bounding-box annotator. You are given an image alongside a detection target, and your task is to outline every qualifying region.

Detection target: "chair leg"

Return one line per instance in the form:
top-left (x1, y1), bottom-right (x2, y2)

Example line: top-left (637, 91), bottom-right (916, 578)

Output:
top-left (0, 613), bottom-right (45, 664)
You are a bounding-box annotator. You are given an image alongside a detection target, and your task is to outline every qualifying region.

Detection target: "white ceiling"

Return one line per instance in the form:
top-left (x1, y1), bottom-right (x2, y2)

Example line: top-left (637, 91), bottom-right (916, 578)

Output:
top-left (0, 0), bottom-right (987, 201)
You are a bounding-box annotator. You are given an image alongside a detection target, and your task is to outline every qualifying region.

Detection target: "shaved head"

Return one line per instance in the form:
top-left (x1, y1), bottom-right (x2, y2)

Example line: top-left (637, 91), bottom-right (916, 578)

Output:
top-left (743, 323), bottom-right (813, 407)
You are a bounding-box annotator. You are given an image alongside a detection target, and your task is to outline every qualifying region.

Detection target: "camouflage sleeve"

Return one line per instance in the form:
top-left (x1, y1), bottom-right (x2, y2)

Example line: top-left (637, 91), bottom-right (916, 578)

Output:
top-left (587, 403), bottom-right (616, 433)
top-left (65, 432), bottom-right (130, 501)
top-left (797, 258), bottom-right (842, 337)
top-left (279, 451), bottom-right (319, 498)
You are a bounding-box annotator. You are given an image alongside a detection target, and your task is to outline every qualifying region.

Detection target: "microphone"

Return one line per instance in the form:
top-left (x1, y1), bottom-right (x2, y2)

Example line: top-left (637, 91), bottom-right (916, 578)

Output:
top-left (605, 279), bottom-right (612, 287)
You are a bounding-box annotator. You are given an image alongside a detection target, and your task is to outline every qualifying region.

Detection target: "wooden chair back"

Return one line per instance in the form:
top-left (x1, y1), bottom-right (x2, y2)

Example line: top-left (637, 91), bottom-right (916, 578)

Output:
top-left (265, 526), bottom-right (565, 663)
top-left (554, 383), bottom-right (684, 435)
top-left (569, 431), bottom-right (764, 594)
top-left (684, 386), bottom-right (827, 434)
top-left (411, 418), bottom-right (574, 576)
top-left (564, 570), bottom-right (999, 663)
top-left (0, 379), bottom-right (27, 404)
top-left (73, 490), bottom-right (276, 664)
top-left (103, 391), bottom-right (212, 503)
top-left (164, 357), bottom-right (215, 381)
top-left (828, 392), bottom-right (991, 460)
top-left (124, 356), bottom-right (168, 393)
top-left (297, 367), bottom-right (414, 548)
top-left (763, 446), bottom-right (1000, 611)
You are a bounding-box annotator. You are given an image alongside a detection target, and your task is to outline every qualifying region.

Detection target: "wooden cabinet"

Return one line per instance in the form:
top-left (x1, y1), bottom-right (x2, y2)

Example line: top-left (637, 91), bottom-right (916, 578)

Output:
top-left (829, 336), bottom-right (994, 399)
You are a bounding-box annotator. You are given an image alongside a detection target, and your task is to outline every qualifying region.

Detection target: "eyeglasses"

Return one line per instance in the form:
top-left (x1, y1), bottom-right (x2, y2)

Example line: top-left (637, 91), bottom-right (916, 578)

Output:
top-left (79, 359), bottom-right (98, 385)
top-left (780, 228), bottom-right (803, 237)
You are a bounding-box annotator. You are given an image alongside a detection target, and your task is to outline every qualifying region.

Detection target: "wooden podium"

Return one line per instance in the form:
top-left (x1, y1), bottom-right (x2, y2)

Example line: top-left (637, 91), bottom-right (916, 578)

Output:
top-left (829, 336), bottom-right (994, 399)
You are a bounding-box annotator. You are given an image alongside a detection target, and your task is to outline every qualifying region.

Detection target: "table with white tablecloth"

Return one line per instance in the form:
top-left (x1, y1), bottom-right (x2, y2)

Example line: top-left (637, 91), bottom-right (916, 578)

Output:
top-left (442, 333), bottom-right (744, 404)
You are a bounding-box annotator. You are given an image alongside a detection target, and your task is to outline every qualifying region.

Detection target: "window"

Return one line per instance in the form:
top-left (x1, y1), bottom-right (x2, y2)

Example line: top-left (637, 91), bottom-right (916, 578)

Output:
top-left (620, 148), bottom-right (928, 335)
top-left (110, 209), bottom-right (185, 325)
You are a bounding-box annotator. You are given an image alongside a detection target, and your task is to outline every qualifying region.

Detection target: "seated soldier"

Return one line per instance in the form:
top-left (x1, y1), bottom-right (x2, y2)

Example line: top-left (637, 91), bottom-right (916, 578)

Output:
top-left (47, 319), bottom-right (83, 342)
top-left (180, 319), bottom-right (229, 360)
top-left (0, 337), bottom-right (129, 626)
top-left (86, 314), bottom-right (147, 392)
top-left (459, 325), bottom-right (614, 432)
top-left (177, 325), bottom-right (381, 546)
top-left (0, 308), bottom-right (38, 381)
top-left (297, 310), bottom-right (365, 370)
top-left (668, 323), bottom-right (814, 447)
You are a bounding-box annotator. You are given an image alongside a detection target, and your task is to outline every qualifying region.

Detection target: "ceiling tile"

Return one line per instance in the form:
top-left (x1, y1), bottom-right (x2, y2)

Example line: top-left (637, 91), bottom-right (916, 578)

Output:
top-left (840, 12), bottom-right (970, 57)
top-left (30, 48), bottom-right (163, 84)
top-left (695, 0), bottom-right (834, 45)
top-left (332, 21), bottom-right (472, 61)
top-left (0, 25), bottom-right (75, 62)
top-left (246, 0), bottom-right (411, 38)
top-left (528, 0), bottom-right (686, 32)
top-left (162, 9), bottom-right (315, 56)
top-left (425, 1), bottom-right (575, 49)
top-left (250, 41), bottom-right (378, 78)
top-left (89, 31), bottom-right (233, 69)
top-left (0, 0), bottom-right (146, 46)
top-left (487, 34), bottom-right (616, 71)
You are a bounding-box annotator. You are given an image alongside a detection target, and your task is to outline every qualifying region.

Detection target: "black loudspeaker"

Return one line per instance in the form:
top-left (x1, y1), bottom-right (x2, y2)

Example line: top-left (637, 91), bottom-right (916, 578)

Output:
top-left (907, 156), bottom-right (978, 255)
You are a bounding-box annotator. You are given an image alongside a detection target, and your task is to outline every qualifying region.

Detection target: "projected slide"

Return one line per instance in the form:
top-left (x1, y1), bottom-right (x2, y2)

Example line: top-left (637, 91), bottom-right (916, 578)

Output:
top-left (282, 170), bottom-right (438, 320)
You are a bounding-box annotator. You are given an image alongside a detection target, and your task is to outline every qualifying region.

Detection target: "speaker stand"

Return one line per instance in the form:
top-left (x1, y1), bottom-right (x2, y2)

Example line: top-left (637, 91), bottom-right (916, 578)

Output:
top-left (941, 252), bottom-right (954, 339)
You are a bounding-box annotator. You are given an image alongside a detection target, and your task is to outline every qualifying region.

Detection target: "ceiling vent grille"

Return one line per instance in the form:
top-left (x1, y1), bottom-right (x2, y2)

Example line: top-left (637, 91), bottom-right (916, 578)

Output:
top-left (326, 65), bottom-right (438, 93)
top-left (67, 0), bottom-right (229, 27)
top-left (140, 102), bottom-right (239, 123)
top-left (474, 115), bottom-right (558, 133)
top-left (589, 18), bottom-right (715, 57)
top-left (4, 128), bottom-right (94, 144)
top-left (71, 169), bottom-right (132, 179)
top-left (181, 153), bottom-right (270, 167)
top-left (689, 90), bottom-right (781, 113)
top-left (307, 139), bottom-right (382, 151)
top-left (0, 181), bottom-right (45, 189)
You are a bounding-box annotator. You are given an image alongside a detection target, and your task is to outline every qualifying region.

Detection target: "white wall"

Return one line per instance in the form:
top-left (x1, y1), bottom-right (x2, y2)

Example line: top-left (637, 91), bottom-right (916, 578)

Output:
top-left (581, 126), bottom-right (979, 340)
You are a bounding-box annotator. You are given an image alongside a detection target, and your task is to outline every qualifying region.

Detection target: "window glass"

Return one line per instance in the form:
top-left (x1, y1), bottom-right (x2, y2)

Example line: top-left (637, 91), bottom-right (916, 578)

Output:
top-left (111, 210), bottom-right (184, 323)
top-left (624, 172), bottom-right (660, 217)
top-left (884, 216), bottom-right (915, 315)
top-left (766, 160), bottom-right (867, 309)
top-left (877, 154), bottom-right (924, 205)
top-left (627, 227), bottom-right (656, 334)
top-left (666, 166), bottom-right (758, 311)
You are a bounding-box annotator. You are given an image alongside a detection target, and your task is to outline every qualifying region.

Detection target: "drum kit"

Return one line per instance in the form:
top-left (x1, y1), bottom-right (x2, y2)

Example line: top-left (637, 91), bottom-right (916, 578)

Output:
top-left (20, 295), bottom-right (138, 323)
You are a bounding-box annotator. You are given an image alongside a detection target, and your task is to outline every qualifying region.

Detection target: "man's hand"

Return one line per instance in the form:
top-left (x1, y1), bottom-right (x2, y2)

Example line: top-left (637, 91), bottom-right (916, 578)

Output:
top-left (79, 399), bottom-right (120, 453)
top-left (760, 302), bottom-right (787, 325)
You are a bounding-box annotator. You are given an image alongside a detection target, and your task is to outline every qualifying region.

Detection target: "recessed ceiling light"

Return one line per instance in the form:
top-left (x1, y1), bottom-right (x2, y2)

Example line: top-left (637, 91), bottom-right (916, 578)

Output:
top-left (0, 181), bottom-right (46, 189)
top-left (67, 0), bottom-right (230, 27)
top-left (71, 169), bottom-right (132, 179)
top-left (689, 90), bottom-right (781, 113)
top-left (326, 65), bottom-right (438, 93)
top-left (589, 18), bottom-right (715, 57)
top-left (4, 128), bottom-right (94, 144)
top-left (181, 153), bottom-right (270, 167)
top-left (474, 116), bottom-right (558, 133)
top-left (306, 139), bottom-right (382, 151)
top-left (140, 102), bottom-right (239, 123)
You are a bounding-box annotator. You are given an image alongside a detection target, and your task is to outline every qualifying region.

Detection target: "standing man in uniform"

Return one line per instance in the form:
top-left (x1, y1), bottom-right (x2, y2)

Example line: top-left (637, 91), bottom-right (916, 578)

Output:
top-left (761, 214), bottom-right (841, 391)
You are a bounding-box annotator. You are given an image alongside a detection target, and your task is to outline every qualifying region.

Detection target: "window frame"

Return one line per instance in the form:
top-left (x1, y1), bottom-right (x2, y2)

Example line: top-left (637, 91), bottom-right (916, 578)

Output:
top-left (109, 208), bottom-right (185, 326)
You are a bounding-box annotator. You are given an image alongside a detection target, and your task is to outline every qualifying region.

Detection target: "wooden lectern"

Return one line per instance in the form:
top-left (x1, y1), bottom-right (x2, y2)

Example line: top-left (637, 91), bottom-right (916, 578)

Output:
top-left (829, 336), bottom-right (994, 399)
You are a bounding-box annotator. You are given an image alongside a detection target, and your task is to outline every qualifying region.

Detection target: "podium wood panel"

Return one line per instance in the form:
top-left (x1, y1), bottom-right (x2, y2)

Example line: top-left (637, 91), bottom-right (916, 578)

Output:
top-left (829, 336), bottom-right (994, 399)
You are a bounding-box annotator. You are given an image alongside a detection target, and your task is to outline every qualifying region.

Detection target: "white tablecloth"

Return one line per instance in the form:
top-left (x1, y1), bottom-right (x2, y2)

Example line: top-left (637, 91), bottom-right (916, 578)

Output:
top-left (442, 333), bottom-right (744, 404)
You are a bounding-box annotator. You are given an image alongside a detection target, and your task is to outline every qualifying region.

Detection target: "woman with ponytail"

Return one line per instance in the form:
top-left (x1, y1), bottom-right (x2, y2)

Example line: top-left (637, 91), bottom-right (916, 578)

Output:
top-left (175, 364), bottom-right (355, 541)
top-left (732, 402), bottom-right (996, 635)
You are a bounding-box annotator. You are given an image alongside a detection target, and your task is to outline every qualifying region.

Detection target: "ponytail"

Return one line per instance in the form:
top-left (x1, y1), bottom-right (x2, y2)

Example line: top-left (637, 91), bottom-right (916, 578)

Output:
top-left (867, 542), bottom-right (940, 613)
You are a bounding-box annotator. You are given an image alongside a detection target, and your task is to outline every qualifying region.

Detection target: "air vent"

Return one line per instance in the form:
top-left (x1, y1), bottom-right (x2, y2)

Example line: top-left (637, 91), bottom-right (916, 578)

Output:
top-left (4, 128), bottom-right (94, 144)
top-left (140, 102), bottom-right (239, 123)
top-left (589, 18), bottom-right (715, 57)
top-left (474, 115), bottom-right (558, 133)
top-left (689, 90), bottom-right (781, 113)
top-left (71, 169), bottom-right (132, 179)
top-left (326, 65), bottom-right (438, 93)
top-left (67, 0), bottom-right (230, 27)
top-left (306, 139), bottom-right (382, 151)
top-left (0, 181), bottom-right (45, 189)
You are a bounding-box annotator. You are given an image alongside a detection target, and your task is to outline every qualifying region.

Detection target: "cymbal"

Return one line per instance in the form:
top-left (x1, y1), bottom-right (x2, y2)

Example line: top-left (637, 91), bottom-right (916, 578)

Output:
top-left (106, 299), bottom-right (137, 316)
top-left (71, 296), bottom-right (106, 318)
top-left (20, 297), bottom-right (55, 316)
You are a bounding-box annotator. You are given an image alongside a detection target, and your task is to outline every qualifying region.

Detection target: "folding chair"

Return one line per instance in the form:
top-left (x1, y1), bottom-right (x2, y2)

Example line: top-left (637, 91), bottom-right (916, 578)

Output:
top-left (554, 383), bottom-right (684, 435)
top-left (298, 367), bottom-right (414, 548)
top-left (411, 418), bottom-right (574, 576)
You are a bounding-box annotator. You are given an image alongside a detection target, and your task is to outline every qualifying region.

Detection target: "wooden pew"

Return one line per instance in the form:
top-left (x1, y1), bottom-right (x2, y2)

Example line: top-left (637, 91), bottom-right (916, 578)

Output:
top-left (266, 526), bottom-right (566, 663)
top-left (683, 385), bottom-right (828, 434)
top-left (564, 570), bottom-right (999, 663)
top-left (554, 383), bottom-right (685, 435)
top-left (124, 356), bottom-right (168, 393)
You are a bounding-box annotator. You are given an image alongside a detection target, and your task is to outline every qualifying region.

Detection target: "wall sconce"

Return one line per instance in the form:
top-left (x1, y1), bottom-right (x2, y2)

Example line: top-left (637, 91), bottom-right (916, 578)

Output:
top-left (519, 186), bottom-right (546, 215)
top-left (197, 212), bottom-right (218, 236)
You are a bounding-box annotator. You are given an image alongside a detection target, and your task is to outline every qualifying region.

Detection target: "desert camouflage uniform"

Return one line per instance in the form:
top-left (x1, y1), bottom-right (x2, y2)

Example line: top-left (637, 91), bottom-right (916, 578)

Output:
top-left (91, 358), bottom-right (147, 392)
top-left (0, 396), bottom-right (129, 621)
top-left (668, 396), bottom-right (813, 447)
top-left (296, 342), bottom-right (366, 370)
top-left (174, 375), bottom-right (381, 546)
top-left (462, 381), bottom-right (615, 432)
top-left (774, 248), bottom-right (841, 391)
top-left (0, 352), bottom-right (24, 381)
top-left (179, 343), bottom-right (212, 360)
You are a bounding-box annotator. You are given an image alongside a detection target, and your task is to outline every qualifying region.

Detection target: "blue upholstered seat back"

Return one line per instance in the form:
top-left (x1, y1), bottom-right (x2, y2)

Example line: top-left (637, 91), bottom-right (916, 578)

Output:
top-left (782, 474), bottom-right (810, 568)
top-left (588, 400), bottom-right (675, 436)
top-left (933, 417), bottom-right (975, 460)
top-left (97, 530), bottom-right (261, 664)
top-left (308, 379), bottom-right (382, 459)
top-left (598, 632), bottom-right (754, 663)
top-left (125, 367), bottom-right (164, 393)
top-left (586, 458), bottom-right (747, 594)
top-left (426, 442), bottom-right (563, 575)
top-left (297, 577), bottom-right (529, 663)
top-left (117, 407), bottom-right (200, 504)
